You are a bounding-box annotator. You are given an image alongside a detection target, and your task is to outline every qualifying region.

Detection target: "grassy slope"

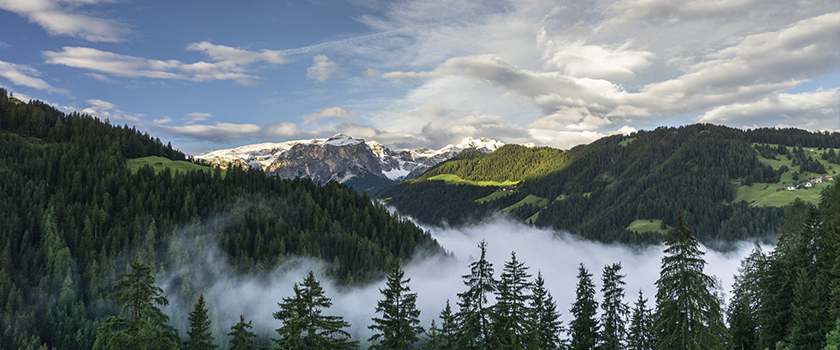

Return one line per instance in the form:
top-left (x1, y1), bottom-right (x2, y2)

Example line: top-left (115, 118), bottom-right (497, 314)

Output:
top-left (734, 144), bottom-right (836, 206)
top-left (627, 219), bottom-right (669, 234)
top-left (498, 194), bottom-right (549, 213)
top-left (475, 190), bottom-right (513, 203)
top-left (127, 156), bottom-right (218, 175)
top-left (428, 174), bottom-right (519, 187)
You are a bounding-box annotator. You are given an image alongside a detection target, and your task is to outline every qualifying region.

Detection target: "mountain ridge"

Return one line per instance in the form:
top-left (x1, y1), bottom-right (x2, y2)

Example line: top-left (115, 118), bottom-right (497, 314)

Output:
top-left (194, 133), bottom-right (506, 192)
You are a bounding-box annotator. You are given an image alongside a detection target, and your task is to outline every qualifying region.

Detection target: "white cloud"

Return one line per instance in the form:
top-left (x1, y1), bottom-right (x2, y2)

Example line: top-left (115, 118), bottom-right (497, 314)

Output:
top-left (78, 98), bottom-right (146, 125)
top-left (307, 55), bottom-right (345, 83)
top-left (0, 0), bottom-right (130, 42)
top-left (698, 89), bottom-right (840, 131)
top-left (302, 107), bottom-right (356, 125)
top-left (155, 123), bottom-right (262, 143)
top-left (542, 39), bottom-right (655, 81)
top-left (185, 112), bottom-right (212, 124)
top-left (43, 42), bottom-right (293, 85)
top-left (0, 60), bottom-right (68, 93)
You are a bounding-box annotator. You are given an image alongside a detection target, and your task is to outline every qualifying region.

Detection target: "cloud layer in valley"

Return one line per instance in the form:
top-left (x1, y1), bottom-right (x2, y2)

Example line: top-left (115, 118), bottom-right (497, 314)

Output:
top-left (160, 217), bottom-right (758, 346)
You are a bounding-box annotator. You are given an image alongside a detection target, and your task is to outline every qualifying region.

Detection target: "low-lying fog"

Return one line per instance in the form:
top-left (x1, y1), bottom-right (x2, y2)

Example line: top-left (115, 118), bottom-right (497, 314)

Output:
top-left (162, 218), bottom-right (759, 347)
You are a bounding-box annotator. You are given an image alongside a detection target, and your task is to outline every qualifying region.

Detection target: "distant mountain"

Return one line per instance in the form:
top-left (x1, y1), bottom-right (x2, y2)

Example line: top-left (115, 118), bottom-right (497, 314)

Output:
top-left (378, 124), bottom-right (840, 245)
top-left (195, 134), bottom-right (505, 192)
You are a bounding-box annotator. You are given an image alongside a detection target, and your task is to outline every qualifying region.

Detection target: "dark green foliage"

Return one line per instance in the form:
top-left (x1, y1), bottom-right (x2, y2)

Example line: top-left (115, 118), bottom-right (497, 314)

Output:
top-left (419, 145), bottom-right (567, 183)
top-left (599, 263), bottom-right (629, 350)
top-left (228, 316), bottom-right (257, 350)
top-left (185, 294), bottom-right (217, 350)
top-left (368, 262), bottom-right (424, 350)
top-left (93, 260), bottom-right (180, 350)
top-left (569, 263), bottom-right (599, 350)
top-left (0, 88), bottom-right (441, 349)
top-left (627, 290), bottom-right (654, 350)
top-left (653, 212), bottom-right (727, 350)
top-left (456, 240), bottom-right (497, 350)
top-left (272, 271), bottom-right (358, 350)
top-left (492, 251), bottom-right (533, 349)
top-left (726, 244), bottom-right (765, 350)
top-left (381, 124), bottom-right (812, 245)
top-left (425, 300), bottom-right (458, 350)
top-left (529, 271), bottom-right (564, 350)
top-left (377, 180), bottom-right (498, 226)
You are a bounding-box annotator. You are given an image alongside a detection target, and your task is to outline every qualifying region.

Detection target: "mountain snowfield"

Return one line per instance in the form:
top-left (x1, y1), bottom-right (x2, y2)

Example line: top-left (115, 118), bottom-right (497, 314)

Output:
top-left (194, 134), bottom-right (507, 186)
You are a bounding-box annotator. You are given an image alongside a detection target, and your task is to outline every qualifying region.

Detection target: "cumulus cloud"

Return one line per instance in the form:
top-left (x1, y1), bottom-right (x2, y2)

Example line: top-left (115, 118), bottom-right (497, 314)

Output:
top-left (0, 60), bottom-right (68, 93)
top-left (43, 42), bottom-right (292, 85)
top-left (307, 55), bottom-right (345, 83)
top-left (79, 98), bottom-right (146, 125)
top-left (302, 106), bottom-right (356, 125)
top-left (698, 89), bottom-right (840, 131)
top-left (542, 39), bottom-right (655, 81)
top-left (0, 0), bottom-right (130, 42)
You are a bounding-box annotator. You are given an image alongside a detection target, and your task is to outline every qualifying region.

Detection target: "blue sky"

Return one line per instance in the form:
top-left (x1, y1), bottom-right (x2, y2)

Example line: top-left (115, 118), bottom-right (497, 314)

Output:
top-left (1, 0), bottom-right (838, 154)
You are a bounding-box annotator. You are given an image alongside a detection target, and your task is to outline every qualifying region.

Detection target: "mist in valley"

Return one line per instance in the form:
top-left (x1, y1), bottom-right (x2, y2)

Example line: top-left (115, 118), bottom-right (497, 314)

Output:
top-left (160, 217), bottom-right (761, 347)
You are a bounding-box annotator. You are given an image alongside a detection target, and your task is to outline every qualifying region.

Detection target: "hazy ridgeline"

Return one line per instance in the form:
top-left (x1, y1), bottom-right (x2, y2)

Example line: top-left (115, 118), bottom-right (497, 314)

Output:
top-left (156, 216), bottom-right (755, 348)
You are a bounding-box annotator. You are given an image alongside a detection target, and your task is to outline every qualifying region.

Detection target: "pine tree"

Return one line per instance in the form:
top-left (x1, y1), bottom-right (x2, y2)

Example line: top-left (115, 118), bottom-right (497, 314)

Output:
top-left (599, 263), bottom-right (629, 350)
top-left (727, 243), bottom-right (765, 350)
top-left (492, 251), bottom-right (533, 350)
top-left (228, 315), bottom-right (257, 350)
top-left (368, 262), bottom-right (424, 350)
top-left (456, 240), bottom-right (497, 350)
top-left (185, 294), bottom-right (217, 350)
top-left (653, 212), bottom-right (727, 350)
top-left (273, 271), bottom-right (358, 350)
top-left (426, 300), bottom-right (458, 350)
top-left (569, 263), bottom-right (599, 350)
top-left (93, 259), bottom-right (180, 350)
top-left (530, 271), bottom-right (564, 350)
top-left (626, 290), bottom-right (654, 350)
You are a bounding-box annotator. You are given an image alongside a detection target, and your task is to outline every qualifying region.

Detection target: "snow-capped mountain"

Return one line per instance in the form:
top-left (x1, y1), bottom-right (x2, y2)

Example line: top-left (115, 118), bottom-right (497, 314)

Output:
top-left (194, 134), bottom-right (504, 190)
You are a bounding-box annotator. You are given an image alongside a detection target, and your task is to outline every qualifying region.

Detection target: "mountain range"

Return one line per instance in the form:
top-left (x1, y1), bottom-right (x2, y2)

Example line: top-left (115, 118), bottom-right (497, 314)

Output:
top-left (194, 134), bottom-right (507, 192)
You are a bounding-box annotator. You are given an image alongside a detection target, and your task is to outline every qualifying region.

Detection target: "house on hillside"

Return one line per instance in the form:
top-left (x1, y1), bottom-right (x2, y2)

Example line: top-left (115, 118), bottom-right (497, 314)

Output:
top-left (805, 182), bottom-right (813, 188)
top-left (154, 162), bottom-right (163, 166)
top-left (776, 188), bottom-right (784, 192)
top-left (813, 177), bottom-right (824, 183)
top-left (827, 175), bottom-right (834, 181)
top-left (787, 185), bottom-right (796, 191)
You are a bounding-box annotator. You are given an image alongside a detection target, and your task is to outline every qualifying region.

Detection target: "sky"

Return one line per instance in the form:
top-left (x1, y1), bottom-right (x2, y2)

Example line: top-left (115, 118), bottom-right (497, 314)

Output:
top-left (1, 0), bottom-right (838, 154)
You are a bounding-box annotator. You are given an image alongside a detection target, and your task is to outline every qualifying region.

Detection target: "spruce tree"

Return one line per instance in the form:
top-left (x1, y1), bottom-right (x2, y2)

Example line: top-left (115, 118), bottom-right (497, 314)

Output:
top-left (492, 251), bottom-right (533, 350)
top-left (653, 212), bottom-right (727, 350)
top-left (228, 315), bottom-right (257, 350)
top-left (626, 290), bottom-right (654, 350)
top-left (530, 271), bottom-right (564, 350)
top-left (273, 271), bottom-right (358, 350)
top-left (726, 243), bottom-right (765, 350)
top-left (599, 263), bottom-right (629, 350)
top-left (569, 263), bottom-right (599, 350)
top-left (429, 300), bottom-right (458, 349)
top-left (456, 240), bottom-right (497, 350)
top-left (185, 294), bottom-right (217, 350)
top-left (93, 259), bottom-right (180, 350)
top-left (368, 262), bottom-right (424, 350)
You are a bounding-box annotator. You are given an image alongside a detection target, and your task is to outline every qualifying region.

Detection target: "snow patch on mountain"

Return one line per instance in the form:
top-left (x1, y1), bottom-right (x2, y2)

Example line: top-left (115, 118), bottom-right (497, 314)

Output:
top-left (194, 134), bottom-right (505, 187)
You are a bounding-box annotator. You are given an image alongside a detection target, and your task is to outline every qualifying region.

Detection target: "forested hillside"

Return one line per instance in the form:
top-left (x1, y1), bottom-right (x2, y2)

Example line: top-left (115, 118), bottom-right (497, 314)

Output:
top-left (0, 89), bottom-right (442, 350)
top-left (378, 124), bottom-right (840, 245)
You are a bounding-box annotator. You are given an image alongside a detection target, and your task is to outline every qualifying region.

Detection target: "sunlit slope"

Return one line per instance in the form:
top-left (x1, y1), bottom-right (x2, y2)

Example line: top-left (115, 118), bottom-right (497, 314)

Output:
top-left (127, 155), bottom-right (219, 175)
top-left (378, 124), bottom-right (840, 244)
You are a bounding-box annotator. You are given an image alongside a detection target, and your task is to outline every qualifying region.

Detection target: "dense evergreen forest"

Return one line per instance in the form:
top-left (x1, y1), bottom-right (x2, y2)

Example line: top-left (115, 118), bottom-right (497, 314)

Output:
top-left (379, 124), bottom-right (840, 245)
top-left (79, 181), bottom-right (840, 350)
top-left (0, 89), bottom-right (442, 350)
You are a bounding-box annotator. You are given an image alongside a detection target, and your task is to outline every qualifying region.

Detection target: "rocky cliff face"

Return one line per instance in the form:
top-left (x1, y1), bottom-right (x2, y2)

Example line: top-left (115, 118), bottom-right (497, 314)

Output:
top-left (194, 134), bottom-right (504, 190)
